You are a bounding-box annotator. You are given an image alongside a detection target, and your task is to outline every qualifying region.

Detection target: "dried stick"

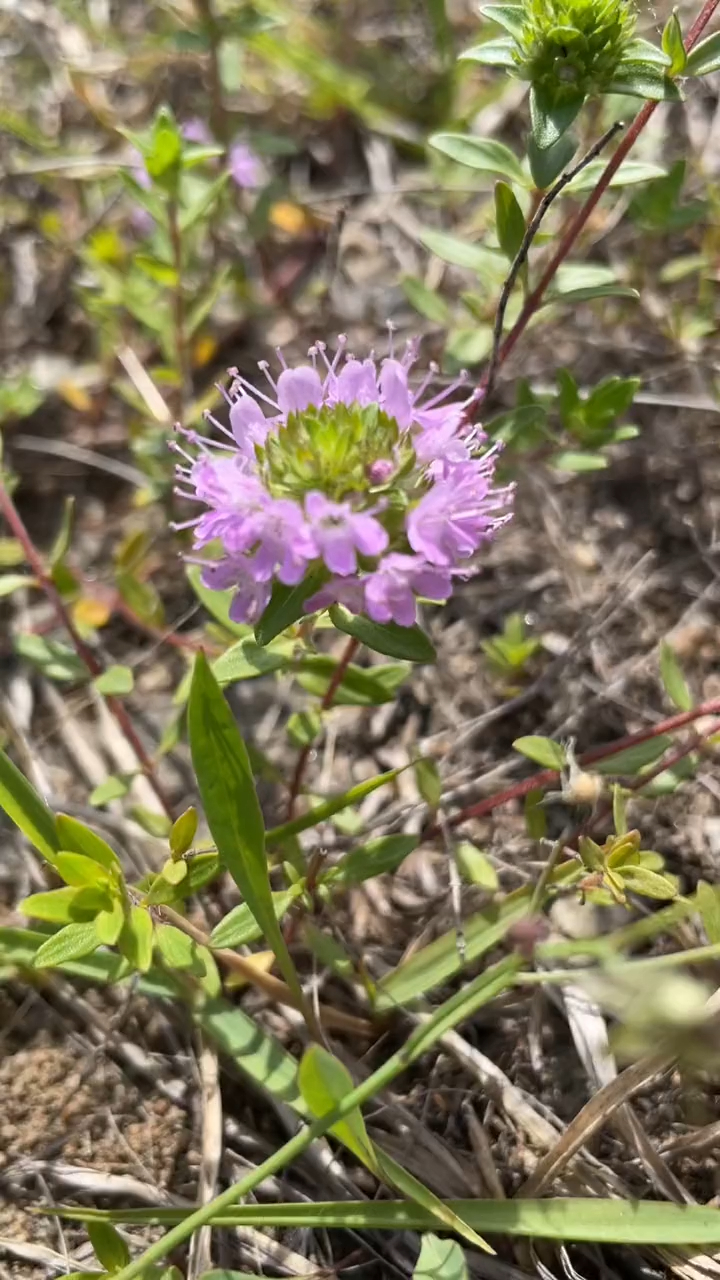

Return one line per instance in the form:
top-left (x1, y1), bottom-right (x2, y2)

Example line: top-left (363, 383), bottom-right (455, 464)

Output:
top-left (0, 480), bottom-right (175, 819)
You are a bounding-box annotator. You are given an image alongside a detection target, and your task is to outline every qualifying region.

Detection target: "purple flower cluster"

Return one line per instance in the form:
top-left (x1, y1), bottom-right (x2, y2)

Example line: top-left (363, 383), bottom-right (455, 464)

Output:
top-left (173, 334), bottom-right (513, 628)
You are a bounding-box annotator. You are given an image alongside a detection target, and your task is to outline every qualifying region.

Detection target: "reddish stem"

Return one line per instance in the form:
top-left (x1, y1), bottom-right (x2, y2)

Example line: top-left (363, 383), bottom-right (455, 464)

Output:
top-left (285, 635), bottom-right (360, 820)
top-left (478, 0), bottom-right (720, 395)
top-left (0, 482), bottom-right (175, 819)
top-left (425, 697), bottom-right (720, 838)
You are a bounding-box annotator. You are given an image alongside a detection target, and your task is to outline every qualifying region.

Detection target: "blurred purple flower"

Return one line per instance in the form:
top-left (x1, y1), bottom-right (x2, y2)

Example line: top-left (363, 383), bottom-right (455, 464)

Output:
top-left (172, 331), bottom-right (513, 629)
top-left (229, 141), bottom-right (263, 189)
top-left (182, 119), bottom-right (212, 144)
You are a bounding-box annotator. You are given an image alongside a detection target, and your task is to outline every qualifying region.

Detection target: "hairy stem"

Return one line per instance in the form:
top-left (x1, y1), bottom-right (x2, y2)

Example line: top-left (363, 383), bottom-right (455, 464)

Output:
top-left (286, 635), bottom-right (360, 820)
top-left (426, 696), bottom-right (720, 838)
top-left (481, 0), bottom-right (720, 395)
top-left (168, 199), bottom-right (191, 421)
top-left (484, 122), bottom-right (624, 403)
top-left (0, 480), bottom-right (175, 818)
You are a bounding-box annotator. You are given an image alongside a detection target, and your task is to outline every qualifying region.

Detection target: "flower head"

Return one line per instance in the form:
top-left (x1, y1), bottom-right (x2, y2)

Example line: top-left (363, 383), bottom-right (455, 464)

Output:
top-left (173, 331), bottom-right (513, 630)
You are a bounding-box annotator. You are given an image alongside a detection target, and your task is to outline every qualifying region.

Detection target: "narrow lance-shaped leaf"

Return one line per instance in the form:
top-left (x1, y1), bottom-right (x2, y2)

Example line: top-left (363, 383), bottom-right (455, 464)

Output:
top-left (0, 748), bottom-right (60, 862)
top-left (188, 652), bottom-right (305, 1006)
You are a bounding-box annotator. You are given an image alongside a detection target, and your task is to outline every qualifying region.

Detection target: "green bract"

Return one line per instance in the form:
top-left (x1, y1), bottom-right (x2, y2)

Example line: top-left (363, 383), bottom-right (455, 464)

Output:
top-left (259, 403), bottom-right (412, 502)
top-left (464, 0), bottom-right (679, 150)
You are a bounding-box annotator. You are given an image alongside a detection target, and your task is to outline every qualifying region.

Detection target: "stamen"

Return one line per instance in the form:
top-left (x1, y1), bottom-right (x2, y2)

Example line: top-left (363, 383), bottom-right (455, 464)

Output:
top-left (232, 373), bottom-right (280, 412)
top-left (169, 515), bottom-right (204, 531)
top-left (412, 360), bottom-right (439, 403)
top-left (420, 372), bottom-right (469, 412)
top-left (386, 320), bottom-right (396, 359)
top-left (275, 346), bottom-right (288, 370)
top-left (257, 360), bottom-right (278, 395)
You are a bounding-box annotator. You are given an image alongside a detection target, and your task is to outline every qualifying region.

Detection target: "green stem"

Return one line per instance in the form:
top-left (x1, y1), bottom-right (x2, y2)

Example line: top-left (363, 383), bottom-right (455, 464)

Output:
top-left (109, 956), bottom-right (520, 1280)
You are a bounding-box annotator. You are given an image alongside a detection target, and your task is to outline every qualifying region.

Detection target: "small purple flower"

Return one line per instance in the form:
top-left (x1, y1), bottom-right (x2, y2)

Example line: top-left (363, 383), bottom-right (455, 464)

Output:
top-left (182, 119), bottom-right (212, 144)
top-left (172, 330), bottom-right (512, 631)
top-left (229, 141), bottom-right (263, 189)
top-left (305, 491), bottom-right (388, 576)
top-left (407, 457), bottom-right (513, 567)
top-left (201, 557), bottom-right (272, 625)
top-left (364, 555), bottom-right (452, 627)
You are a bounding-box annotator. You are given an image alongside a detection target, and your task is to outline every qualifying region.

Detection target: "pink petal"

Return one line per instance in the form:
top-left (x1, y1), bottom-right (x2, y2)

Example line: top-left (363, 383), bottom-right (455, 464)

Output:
top-left (333, 359), bottom-right (379, 406)
top-left (322, 530), bottom-right (356, 576)
top-left (277, 367), bottom-right (323, 415)
top-left (380, 359), bottom-right (412, 428)
top-left (229, 395), bottom-right (269, 449)
top-left (351, 513), bottom-right (388, 558)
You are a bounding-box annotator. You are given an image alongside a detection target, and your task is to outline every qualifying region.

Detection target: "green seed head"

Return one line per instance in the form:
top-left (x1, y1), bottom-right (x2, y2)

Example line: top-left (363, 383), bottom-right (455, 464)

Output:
top-left (515, 0), bottom-right (637, 99)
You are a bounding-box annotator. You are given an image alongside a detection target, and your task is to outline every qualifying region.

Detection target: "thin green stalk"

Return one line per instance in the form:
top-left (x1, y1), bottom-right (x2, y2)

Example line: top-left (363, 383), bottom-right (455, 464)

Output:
top-left (110, 956), bottom-right (521, 1280)
top-left (518, 939), bottom-right (720, 986)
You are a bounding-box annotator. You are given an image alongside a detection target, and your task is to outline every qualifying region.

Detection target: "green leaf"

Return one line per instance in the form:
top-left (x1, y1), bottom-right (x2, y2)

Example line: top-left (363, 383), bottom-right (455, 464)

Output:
top-left (685, 31), bottom-right (720, 76)
top-left (296, 656), bottom-right (410, 706)
top-left (88, 1220), bottom-right (131, 1272)
top-left (212, 636), bottom-right (294, 685)
top-left (254, 567), bottom-right (327, 645)
top-left (187, 564), bottom-right (249, 638)
top-left (0, 573), bottom-right (37, 596)
top-left (298, 1045), bottom-right (377, 1167)
top-left (329, 604), bottom-right (436, 662)
top-left (414, 757), bottom-right (442, 809)
top-left (119, 905), bottom-right (154, 972)
top-left (607, 66), bottom-right (682, 100)
top-left (551, 450), bottom-right (608, 472)
top-left (144, 853), bottom-right (221, 906)
top-left (401, 276), bottom-right (451, 324)
top-left (524, 788), bottom-right (547, 840)
top-left (89, 774), bottom-right (131, 806)
top-left (34, 921), bottom-right (100, 968)
top-left (696, 881), bottom-right (720, 944)
top-left (94, 664), bottom-right (135, 696)
top-left (547, 284), bottom-right (639, 307)
top-left (170, 807), bottom-right (198, 858)
top-left (620, 866), bottom-right (678, 901)
top-left (21, 885), bottom-right (108, 924)
top-left (459, 37), bottom-right (518, 70)
top-left (0, 748), bottom-right (60, 861)
top-left (477, 4), bottom-right (524, 36)
top-left (594, 735), bottom-right (673, 775)
top-left (530, 85), bottom-right (585, 151)
top-left (660, 641), bottom-right (692, 711)
top-left (14, 632), bottom-right (86, 682)
top-left (428, 133), bottom-right (526, 185)
top-left (51, 852), bottom-right (113, 888)
top-left (527, 133), bottom-right (577, 189)
top-left (46, 1196), bottom-right (720, 1245)
top-left (266, 768), bottom-right (402, 845)
top-left (455, 843), bottom-right (498, 890)
top-left (56, 813), bottom-right (123, 875)
top-left (375, 1148), bottom-right (491, 1252)
top-left (567, 160), bottom-right (667, 193)
top-left (188, 652), bottom-right (303, 1004)
top-left (286, 709), bottom-right (323, 749)
top-left (513, 736), bottom-right (566, 769)
top-left (95, 899), bottom-right (125, 946)
top-left (624, 37), bottom-right (672, 69)
top-left (331, 834), bottom-right (418, 886)
top-left (145, 107), bottom-right (182, 184)
top-left (129, 806), bottom-right (172, 839)
top-left (414, 1233), bottom-right (468, 1280)
top-left (376, 864), bottom-right (579, 1009)
top-left (209, 887), bottom-right (301, 949)
top-left (494, 180), bottom-right (526, 260)
top-left (179, 172), bottom-right (230, 234)
top-left (419, 228), bottom-right (506, 280)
